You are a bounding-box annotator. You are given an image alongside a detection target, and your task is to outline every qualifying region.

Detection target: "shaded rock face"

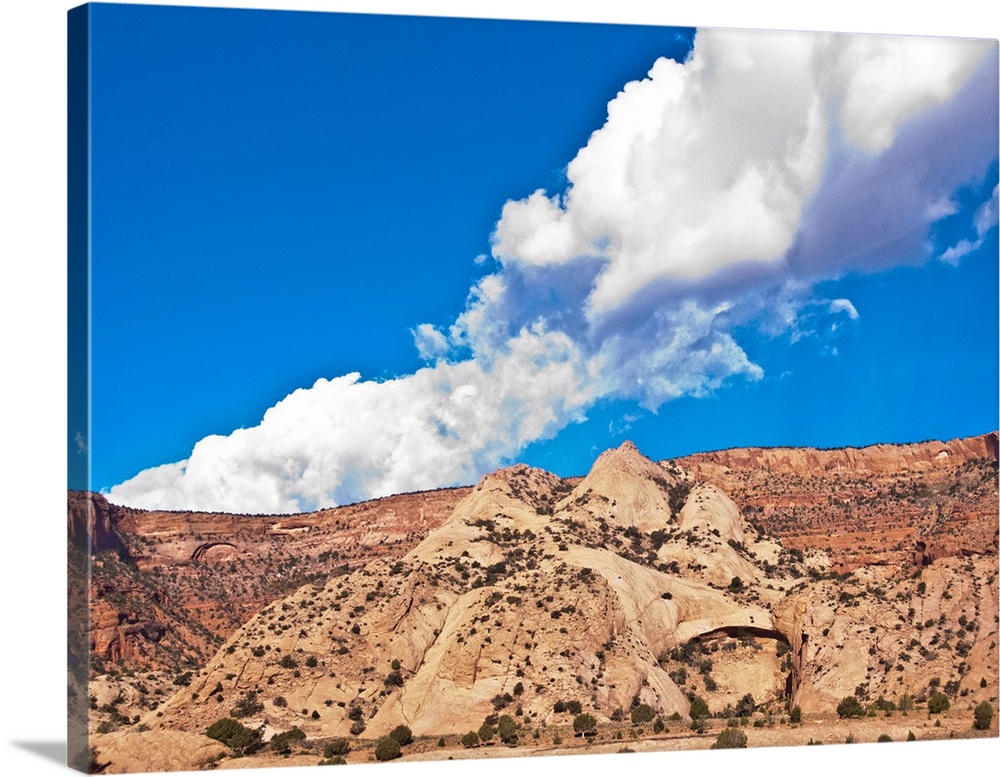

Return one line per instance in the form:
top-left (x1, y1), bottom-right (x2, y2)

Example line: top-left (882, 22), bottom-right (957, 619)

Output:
top-left (68, 491), bottom-right (130, 558)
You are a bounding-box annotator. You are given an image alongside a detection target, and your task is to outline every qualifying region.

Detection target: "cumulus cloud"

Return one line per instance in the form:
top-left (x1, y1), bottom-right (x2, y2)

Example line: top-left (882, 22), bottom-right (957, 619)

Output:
top-left (111, 326), bottom-right (599, 512)
top-left (109, 28), bottom-right (997, 513)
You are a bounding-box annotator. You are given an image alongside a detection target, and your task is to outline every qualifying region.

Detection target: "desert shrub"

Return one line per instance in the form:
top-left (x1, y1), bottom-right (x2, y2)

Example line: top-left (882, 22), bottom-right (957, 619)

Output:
top-left (789, 706), bottom-right (802, 723)
top-left (478, 721), bottom-right (495, 743)
top-left (837, 696), bottom-right (865, 719)
top-left (270, 727), bottom-right (305, 754)
top-left (278, 654), bottom-right (298, 669)
top-left (689, 697), bottom-right (709, 719)
top-left (498, 715), bottom-right (519, 744)
top-left (273, 696), bottom-right (287, 708)
top-left (631, 704), bottom-right (655, 724)
top-left (653, 718), bottom-right (665, 734)
top-left (573, 713), bottom-right (597, 735)
top-left (974, 701), bottom-right (994, 730)
top-left (711, 728), bottom-right (748, 749)
top-left (384, 671), bottom-right (404, 687)
top-left (230, 690), bottom-right (264, 719)
top-left (907, 731), bottom-right (916, 741)
top-left (734, 694), bottom-right (756, 718)
top-left (461, 731), bottom-right (479, 748)
top-left (389, 725), bottom-right (413, 746)
top-left (927, 692), bottom-right (951, 714)
top-left (373, 736), bottom-right (401, 762)
top-left (206, 718), bottom-right (262, 754)
top-left (323, 739), bottom-right (350, 758)
top-left (877, 734), bottom-right (893, 743)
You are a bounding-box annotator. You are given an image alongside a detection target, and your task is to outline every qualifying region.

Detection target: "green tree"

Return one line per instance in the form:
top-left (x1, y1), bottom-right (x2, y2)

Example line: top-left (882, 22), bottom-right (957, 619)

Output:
top-left (374, 736), bottom-right (401, 762)
top-left (631, 703), bottom-right (655, 724)
top-left (461, 731), bottom-right (479, 748)
top-left (734, 693), bottom-right (756, 717)
top-left (229, 689), bottom-right (263, 719)
top-left (573, 713), bottom-right (597, 735)
top-left (836, 696), bottom-right (865, 719)
top-left (497, 715), bottom-right (519, 745)
top-left (974, 701), bottom-right (994, 730)
top-left (205, 718), bottom-right (262, 755)
top-left (389, 724), bottom-right (413, 746)
top-left (789, 706), bottom-right (802, 723)
top-left (478, 721), bottom-right (495, 743)
top-left (711, 728), bottom-right (748, 749)
top-left (927, 692), bottom-right (950, 714)
top-left (323, 739), bottom-right (350, 758)
top-left (689, 697), bottom-right (709, 719)
top-left (269, 726), bottom-right (305, 754)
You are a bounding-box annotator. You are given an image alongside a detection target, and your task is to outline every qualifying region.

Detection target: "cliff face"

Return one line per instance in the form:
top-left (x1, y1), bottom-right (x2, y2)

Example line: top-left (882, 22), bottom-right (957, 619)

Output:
top-left (674, 433), bottom-right (999, 571)
top-left (67, 491), bottom-right (131, 558)
top-left (676, 433), bottom-right (998, 476)
top-left (142, 438), bottom-right (997, 744)
top-left (80, 433), bottom-right (998, 762)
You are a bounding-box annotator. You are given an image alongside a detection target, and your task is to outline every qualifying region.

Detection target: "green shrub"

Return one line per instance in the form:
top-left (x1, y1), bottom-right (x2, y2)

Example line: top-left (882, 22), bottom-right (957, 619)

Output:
top-left (323, 739), bottom-right (350, 758)
top-left (836, 696), bottom-right (865, 719)
top-left (630, 704), bottom-right (655, 724)
top-left (877, 734), bottom-right (893, 743)
top-left (711, 728), bottom-right (748, 749)
top-left (927, 692), bottom-right (950, 714)
top-left (974, 701), bottom-right (994, 730)
top-left (270, 727), bottom-right (305, 754)
top-left (389, 725), bottom-right (413, 746)
top-left (461, 731), bottom-right (479, 748)
top-left (689, 697), bottom-right (709, 719)
top-left (734, 693), bottom-right (756, 718)
top-left (573, 713), bottom-right (597, 735)
top-left (205, 718), bottom-right (262, 754)
top-left (374, 736), bottom-right (401, 762)
top-left (229, 690), bottom-right (263, 719)
top-left (498, 715), bottom-right (519, 745)
top-left (907, 731), bottom-right (916, 741)
top-left (789, 706), bottom-right (802, 723)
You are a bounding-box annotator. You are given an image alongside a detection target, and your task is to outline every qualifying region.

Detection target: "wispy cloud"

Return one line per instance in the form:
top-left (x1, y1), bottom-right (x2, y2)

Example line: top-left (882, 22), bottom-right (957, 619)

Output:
top-left (109, 29), bottom-right (997, 513)
top-left (939, 183), bottom-right (999, 265)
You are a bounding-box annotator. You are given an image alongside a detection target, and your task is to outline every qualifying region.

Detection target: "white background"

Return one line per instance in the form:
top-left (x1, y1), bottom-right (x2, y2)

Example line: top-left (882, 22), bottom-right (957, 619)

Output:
top-left (0, 2), bottom-right (997, 776)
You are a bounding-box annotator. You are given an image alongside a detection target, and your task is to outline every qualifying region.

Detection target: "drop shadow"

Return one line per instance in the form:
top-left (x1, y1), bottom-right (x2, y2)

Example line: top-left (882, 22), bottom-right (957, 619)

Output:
top-left (11, 740), bottom-right (66, 766)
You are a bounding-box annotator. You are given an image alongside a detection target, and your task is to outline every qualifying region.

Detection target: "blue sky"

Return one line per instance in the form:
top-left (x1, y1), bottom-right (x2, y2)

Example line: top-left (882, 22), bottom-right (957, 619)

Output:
top-left (76, 3), bottom-right (999, 512)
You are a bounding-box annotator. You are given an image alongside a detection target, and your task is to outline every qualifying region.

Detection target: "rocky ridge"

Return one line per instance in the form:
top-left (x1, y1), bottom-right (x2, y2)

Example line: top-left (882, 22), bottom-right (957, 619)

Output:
top-left (80, 435), bottom-right (998, 771)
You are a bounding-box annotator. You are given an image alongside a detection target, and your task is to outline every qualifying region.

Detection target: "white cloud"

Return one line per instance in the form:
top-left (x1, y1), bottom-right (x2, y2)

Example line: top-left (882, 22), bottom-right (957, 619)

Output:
top-left (109, 28), bottom-right (997, 513)
top-left (492, 29), bottom-right (995, 313)
top-left (110, 327), bottom-right (599, 512)
top-left (828, 299), bottom-right (859, 320)
top-left (938, 184), bottom-right (1000, 265)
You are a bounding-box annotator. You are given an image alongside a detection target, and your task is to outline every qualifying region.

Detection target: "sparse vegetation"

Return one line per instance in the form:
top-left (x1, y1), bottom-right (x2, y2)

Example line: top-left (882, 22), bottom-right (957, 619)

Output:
top-left (837, 696), bottom-right (866, 719)
top-left (974, 701), bottom-right (994, 730)
top-left (711, 728), bottom-right (748, 749)
top-left (206, 718), bottom-right (262, 755)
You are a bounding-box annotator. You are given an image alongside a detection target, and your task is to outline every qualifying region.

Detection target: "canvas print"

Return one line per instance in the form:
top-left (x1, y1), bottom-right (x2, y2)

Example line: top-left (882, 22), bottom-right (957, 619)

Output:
top-left (68, 2), bottom-right (999, 773)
